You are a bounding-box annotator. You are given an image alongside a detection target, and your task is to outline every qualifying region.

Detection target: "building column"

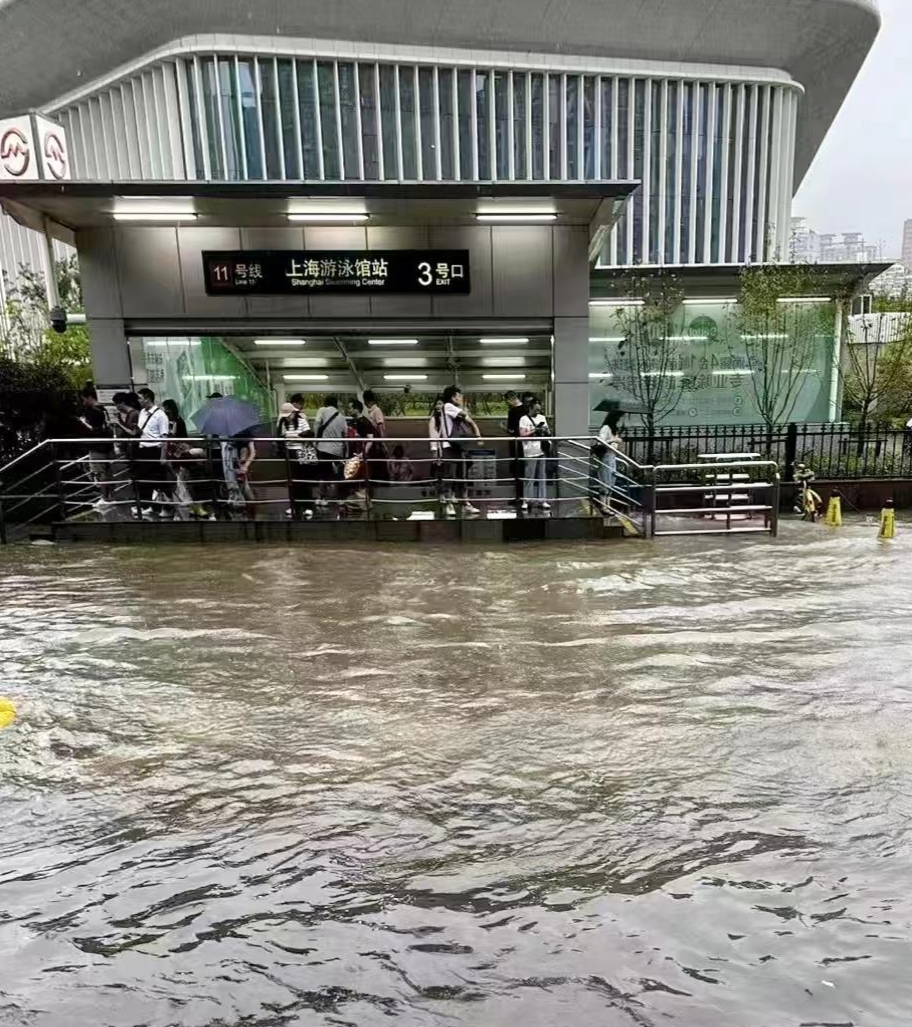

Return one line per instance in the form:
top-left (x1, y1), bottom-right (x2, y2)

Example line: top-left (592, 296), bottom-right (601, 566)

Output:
top-left (552, 225), bottom-right (591, 441)
top-left (87, 317), bottom-right (132, 387)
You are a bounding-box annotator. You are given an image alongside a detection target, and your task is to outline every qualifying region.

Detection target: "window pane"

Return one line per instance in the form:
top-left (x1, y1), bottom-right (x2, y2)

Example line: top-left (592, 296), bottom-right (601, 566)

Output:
top-left (476, 71), bottom-right (490, 179)
top-left (548, 75), bottom-right (561, 178)
top-left (583, 77), bottom-right (596, 179)
top-left (712, 85), bottom-right (725, 261)
top-left (379, 65), bottom-right (398, 178)
top-left (296, 60), bottom-right (320, 178)
top-left (617, 78), bottom-right (629, 178)
top-left (530, 73), bottom-right (544, 179)
top-left (399, 66), bottom-right (418, 179)
top-left (202, 60), bottom-right (223, 178)
top-left (726, 87), bottom-right (740, 262)
top-left (339, 62), bottom-right (360, 179)
top-left (633, 79), bottom-right (645, 260)
top-left (260, 60), bottom-right (283, 178)
top-left (419, 66), bottom-right (436, 178)
top-left (317, 61), bottom-right (339, 178)
top-left (649, 80), bottom-right (662, 262)
top-left (681, 81), bottom-right (694, 260)
top-left (666, 80), bottom-right (678, 260)
top-left (601, 77), bottom-right (613, 177)
top-left (494, 71), bottom-right (509, 179)
top-left (217, 60), bottom-right (241, 180)
top-left (277, 59), bottom-right (299, 178)
top-left (183, 61), bottom-right (206, 178)
top-left (439, 68), bottom-right (455, 179)
top-left (458, 69), bottom-right (474, 178)
top-left (695, 82), bottom-right (708, 261)
top-left (513, 73), bottom-right (527, 178)
top-left (359, 63), bottom-right (379, 180)
top-left (738, 86), bottom-right (752, 261)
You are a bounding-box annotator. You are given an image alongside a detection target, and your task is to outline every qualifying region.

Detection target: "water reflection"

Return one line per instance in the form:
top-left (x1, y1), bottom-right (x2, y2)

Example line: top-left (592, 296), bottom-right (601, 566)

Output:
top-left (1, 524), bottom-right (911, 1025)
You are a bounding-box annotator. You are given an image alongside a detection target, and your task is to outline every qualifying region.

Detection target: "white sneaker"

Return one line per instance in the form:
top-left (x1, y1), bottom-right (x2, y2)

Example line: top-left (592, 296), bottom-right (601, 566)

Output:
top-left (92, 498), bottom-right (109, 510)
top-left (141, 508), bottom-right (154, 521)
top-left (445, 502), bottom-right (457, 517)
top-left (464, 503), bottom-right (480, 516)
top-left (303, 509), bottom-right (314, 521)
top-left (520, 502), bottom-right (529, 513)
top-left (285, 508), bottom-right (293, 519)
top-left (541, 502), bottom-right (551, 512)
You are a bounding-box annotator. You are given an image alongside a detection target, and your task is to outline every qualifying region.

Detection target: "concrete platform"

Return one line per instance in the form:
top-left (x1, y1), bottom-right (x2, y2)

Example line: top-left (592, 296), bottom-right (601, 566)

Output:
top-left (49, 517), bottom-right (628, 545)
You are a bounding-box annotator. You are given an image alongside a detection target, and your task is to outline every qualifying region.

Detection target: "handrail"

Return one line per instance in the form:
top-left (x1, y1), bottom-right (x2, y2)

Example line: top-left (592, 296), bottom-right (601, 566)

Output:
top-left (0, 439), bottom-right (52, 479)
top-left (561, 437), bottom-right (654, 474)
top-left (654, 460), bottom-right (779, 474)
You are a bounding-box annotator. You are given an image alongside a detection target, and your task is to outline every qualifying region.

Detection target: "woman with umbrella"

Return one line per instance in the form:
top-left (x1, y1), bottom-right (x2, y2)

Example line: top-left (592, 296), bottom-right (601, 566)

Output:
top-left (192, 395), bottom-right (262, 518)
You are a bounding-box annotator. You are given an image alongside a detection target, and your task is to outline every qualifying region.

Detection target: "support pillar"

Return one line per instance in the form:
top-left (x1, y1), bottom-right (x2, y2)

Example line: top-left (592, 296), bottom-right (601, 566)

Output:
top-left (87, 317), bottom-right (132, 387)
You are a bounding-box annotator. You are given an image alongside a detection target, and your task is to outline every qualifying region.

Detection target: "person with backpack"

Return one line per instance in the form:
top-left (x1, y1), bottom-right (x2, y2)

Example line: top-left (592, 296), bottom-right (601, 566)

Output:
top-left (440, 385), bottom-right (481, 517)
top-left (278, 401), bottom-right (318, 520)
top-left (312, 395), bottom-right (346, 515)
top-left (519, 395), bottom-right (552, 514)
top-left (77, 381), bottom-right (113, 506)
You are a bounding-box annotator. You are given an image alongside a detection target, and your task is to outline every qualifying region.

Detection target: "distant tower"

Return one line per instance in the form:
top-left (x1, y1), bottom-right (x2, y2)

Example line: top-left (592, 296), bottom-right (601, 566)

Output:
top-left (902, 220), bottom-right (912, 271)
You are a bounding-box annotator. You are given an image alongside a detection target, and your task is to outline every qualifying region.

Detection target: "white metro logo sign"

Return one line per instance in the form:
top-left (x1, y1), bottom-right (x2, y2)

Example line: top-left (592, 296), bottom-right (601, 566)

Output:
top-left (0, 127), bottom-right (30, 177)
top-left (43, 130), bottom-right (67, 180)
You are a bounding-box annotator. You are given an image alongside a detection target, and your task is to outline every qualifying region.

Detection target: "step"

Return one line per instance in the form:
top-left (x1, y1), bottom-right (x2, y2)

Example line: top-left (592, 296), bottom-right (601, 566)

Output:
top-left (655, 526), bottom-right (772, 537)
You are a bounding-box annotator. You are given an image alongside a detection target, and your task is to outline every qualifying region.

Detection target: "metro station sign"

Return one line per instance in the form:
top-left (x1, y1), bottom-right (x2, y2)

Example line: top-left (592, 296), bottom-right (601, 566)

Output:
top-left (0, 113), bottom-right (70, 182)
top-left (202, 250), bottom-right (471, 296)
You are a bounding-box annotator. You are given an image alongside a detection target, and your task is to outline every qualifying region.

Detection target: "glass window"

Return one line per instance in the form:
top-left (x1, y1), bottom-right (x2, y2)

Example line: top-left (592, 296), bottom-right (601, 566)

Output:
top-left (277, 59), bottom-right (299, 178)
top-left (711, 85), bottom-right (726, 262)
top-left (217, 59), bottom-right (241, 180)
top-left (202, 59), bottom-right (224, 178)
top-left (649, 80), bottom-right (662, 262)
top-left (752, 87), bottom-right (766, 260)
top-left (494, 71), bottom-right (509, 179)
top-left (379, 64), bottom-right (399, 178)
top-left (317, 61), bottom-right (340, 179)
top-left (260, 59), bottom-right (283, 179)
top-left (601, 77), bottom-right (613, 177)
top-left (513, 73), bottom-right (527, 178)
top-left (665, 80), bottom-right (678, 260)
top-left (399, 66), bottom-right (418, 179)
top-left (295, 60), bottom-right (320, 178)
top-left (738, 86), bottom-right (753, 261)
top-left (681, 81), bottom-right (693, 260)
top-left (182, 61), bottom-right (205, 178)
top-left (616, 78), bottom-right (629, 178)
top-left (457, 69), bottom-right (474, 178)
top-left (726, 86), bottom-right (740, 261)
top-left (338, 62), bottom-right (360, 179)
top-left (548, 75), bottom-right (561, 178)
top-left (632, 80), bottom-right (645, 261)
top-left (439, 68), bottom-right (455, 179)
top-left (359, 63), bottom-right (379, 180)
top-left (566, 75), bottom-right (580, 179)
top-left (695, 83), bottom-right (709, 262)
top-left (476, 71), bottom-right (490, 179)
top-left (419, 66), bottom-right (436, 178)
top-left (583, 77), bottom-right (596, 179)
top-left (530, 73), bottom-right (544, 179)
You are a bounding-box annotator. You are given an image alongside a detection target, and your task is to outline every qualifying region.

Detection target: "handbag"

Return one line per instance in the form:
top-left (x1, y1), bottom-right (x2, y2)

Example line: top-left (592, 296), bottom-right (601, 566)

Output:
top-left (344, 453), bottom-right (363, 480)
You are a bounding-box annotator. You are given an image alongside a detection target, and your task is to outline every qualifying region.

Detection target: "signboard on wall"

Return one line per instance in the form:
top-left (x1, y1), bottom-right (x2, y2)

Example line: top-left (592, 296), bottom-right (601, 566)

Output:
top-left (0, 113), bottom-right (70, 182)
top-left (202, 250), bottom-right (471, 296)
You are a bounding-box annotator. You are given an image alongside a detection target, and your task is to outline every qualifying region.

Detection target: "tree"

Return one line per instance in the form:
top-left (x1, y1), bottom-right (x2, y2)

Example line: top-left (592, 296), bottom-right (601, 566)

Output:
top-left (0, 256), bottom-right (90, 388)
top-left (605, 273), bottom-right (686, 436)
top-left (843, 305), bottom-right (912, 434)
top-left (733, 264), bottom-right (841, 428)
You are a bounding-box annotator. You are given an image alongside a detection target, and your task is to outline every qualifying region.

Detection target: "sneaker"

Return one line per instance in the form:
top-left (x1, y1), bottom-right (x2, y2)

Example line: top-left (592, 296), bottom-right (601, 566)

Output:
top-left (540, 502), bottom-right (551, 513)
top-left (92, 498), bottom-right (111, 509)
top-left (141, 508), bottom-right (154, 521)
top-left (520, 501), bottom-right (529, 513)
top-left (303, 509), bottom-right (314, 521)
top-left (464, 503), bottom-right (481, 516)
top-left (285, 508), bottom-right (293, 519)
top-left (444, 503), bottom-right (457, 517)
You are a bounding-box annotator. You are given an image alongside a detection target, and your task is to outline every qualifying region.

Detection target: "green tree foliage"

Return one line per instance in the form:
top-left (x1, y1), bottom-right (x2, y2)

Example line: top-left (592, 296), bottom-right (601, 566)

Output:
top-left (842, 303), bottom-right (912, 432)
top-left (734, 264), bottom-right (841, 428)
top-left (1, 255), bottom-right (90, 387)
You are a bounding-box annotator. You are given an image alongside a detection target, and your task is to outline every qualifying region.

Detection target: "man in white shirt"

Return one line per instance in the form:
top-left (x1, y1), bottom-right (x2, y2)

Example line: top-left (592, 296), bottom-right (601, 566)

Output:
top-left (518, 396), bottom-right (551, 514)
top-left (440, 385), bottom-right (481, 517)
top-left (135, 388), bottom-right (171, 518)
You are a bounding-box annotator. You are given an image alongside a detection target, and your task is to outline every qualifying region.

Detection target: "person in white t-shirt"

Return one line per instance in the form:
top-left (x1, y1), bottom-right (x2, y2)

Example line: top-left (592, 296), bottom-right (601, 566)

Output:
top-left (135, 388), bottom-right (171, 518)
top-left (518, 396), bottom-right (551, 513)
top-left (440, 385), bottom-right (481, 517)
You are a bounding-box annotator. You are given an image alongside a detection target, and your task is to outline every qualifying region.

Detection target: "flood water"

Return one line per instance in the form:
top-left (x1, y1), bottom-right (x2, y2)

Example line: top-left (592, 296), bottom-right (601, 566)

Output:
top-left (1, 524), bottom-right (911, 1026)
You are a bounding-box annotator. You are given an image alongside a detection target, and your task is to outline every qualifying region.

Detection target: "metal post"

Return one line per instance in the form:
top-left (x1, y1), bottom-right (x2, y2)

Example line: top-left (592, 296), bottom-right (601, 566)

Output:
top-left (283, 443), bottom-right (295, 522)
top-left (205, 442), bottom-right (218, 520)
top-left (784, 422), bottom-right (797, 481)
top-left (365, 447), bottom-right (374, 522)
top-left (649, 471), bottom-right (658, 538)
top-left (770, 475), bottom-right (780, 537)
top-left (52, 442), bottom-right (67, 521)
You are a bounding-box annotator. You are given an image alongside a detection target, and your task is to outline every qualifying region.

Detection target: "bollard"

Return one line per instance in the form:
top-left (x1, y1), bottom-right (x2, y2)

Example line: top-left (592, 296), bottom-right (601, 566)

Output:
top-left (825, 491), bottom-right (842, 527)
top-left (878, 498), bottom-right (896, 540)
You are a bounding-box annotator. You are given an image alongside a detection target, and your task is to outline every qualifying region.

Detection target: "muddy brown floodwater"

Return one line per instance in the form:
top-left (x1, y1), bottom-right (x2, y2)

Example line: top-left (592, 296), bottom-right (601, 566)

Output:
top-left (1, 523), bottom-right (911, 1026)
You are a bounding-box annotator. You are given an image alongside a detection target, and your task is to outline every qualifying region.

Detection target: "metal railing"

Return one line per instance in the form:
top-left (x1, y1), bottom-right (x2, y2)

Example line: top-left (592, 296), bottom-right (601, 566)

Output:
top-left (0, 435), bottom-right (654, 542)
top-left (618, 422), bottom-right (912, 481)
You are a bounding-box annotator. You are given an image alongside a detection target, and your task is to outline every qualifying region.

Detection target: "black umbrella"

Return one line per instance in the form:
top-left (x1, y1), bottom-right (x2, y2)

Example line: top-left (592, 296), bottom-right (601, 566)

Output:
top-left (593, 397), bottom-right (648, 415)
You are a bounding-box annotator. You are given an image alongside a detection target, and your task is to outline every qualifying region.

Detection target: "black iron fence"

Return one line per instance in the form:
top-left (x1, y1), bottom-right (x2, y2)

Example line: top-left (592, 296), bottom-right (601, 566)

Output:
top-left (620, 422), bottom-right (912, 480)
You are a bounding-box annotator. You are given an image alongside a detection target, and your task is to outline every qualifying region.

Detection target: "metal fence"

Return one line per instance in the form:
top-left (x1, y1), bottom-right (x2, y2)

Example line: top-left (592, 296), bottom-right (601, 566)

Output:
top-left (620, 423), bottom-right (912, 481)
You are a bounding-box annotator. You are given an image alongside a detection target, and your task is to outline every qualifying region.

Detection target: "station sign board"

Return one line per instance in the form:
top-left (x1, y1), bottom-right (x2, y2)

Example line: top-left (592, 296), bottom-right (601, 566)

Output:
top-left (0, 113), bottom-right (70, 181)
top-left (202, 250), bottom-right (471, 296)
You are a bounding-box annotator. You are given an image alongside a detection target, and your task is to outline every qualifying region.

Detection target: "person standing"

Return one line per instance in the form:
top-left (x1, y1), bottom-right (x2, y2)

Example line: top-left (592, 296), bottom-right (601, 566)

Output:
top-left (362, 389), bottom-right (389, 482)
top-left (135, 388), bottom-right (170, 519)
top-left (441, 385), bottom-right (481, 517)
top-left (594, 411), bottom-right (623, 504)
top-left (313, 395), bottom-right (346, 514)
top-left (78, 382), bottom-right (113, 505)
top-left (519, 396), bottom-right (551, 514)
top-left (505, 390), bottom-right (528, 507)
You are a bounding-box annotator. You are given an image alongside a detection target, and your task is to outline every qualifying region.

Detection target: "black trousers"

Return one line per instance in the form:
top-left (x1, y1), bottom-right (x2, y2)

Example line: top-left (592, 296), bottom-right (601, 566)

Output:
top-left (134, 454), bottom-right (169, 509)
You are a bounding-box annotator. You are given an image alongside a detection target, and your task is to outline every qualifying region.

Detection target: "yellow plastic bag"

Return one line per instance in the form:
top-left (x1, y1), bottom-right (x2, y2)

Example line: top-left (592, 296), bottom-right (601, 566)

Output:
top-left (0, 698), bottom-right (17, 731)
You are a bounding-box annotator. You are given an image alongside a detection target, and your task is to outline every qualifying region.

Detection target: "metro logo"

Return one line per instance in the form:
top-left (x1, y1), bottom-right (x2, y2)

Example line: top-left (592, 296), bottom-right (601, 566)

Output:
top-left (43, 130), bottom-right (67, 180)
top-left (0, 127), bottom-right (30, 177)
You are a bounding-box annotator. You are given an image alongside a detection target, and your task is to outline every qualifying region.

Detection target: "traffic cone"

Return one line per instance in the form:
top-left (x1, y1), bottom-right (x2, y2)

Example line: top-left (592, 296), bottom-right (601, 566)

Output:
top-left (825, 492), bottom-right (842, 527)
top-left (879, 499), bottom-right (896, 540)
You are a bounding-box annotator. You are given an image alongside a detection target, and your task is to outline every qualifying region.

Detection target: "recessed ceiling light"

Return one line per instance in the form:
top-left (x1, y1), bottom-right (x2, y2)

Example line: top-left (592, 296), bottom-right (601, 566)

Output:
top-left (476, 213), bottom-right (557, 223)
top-left (589, 336), bottom-right (625, 343)
top-left (113, 212), bottom-right (198, 221)
top-left (479, 337), bottom-right (529, 344)
top-left (287, 212), bottom-right (369, 222)
top-left (589, 372), bottom-right (615, 378)
top-left (482, 373), bottom-right (527, 380)
top-left (183, 374), bottom-right (236, 380)
top-left (777, 297), bottom-right (831, 304)
top-left (284, 374), bottom-right (329, 381)
top-left (144, 340), bottom-right (201, 347)
top-left (254, 339), bottom-right (306, 346)
top-left (589, 298), bottom-right (645, 307)
top-left (368, 339), bottom-right (419, 346)
top-left (383, 374), bottom-right (428, 381)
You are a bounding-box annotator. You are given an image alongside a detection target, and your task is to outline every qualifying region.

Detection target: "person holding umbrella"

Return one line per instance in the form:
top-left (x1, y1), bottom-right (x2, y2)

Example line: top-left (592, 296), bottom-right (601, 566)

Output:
top-left (192, 395), bottom-right (263, 518)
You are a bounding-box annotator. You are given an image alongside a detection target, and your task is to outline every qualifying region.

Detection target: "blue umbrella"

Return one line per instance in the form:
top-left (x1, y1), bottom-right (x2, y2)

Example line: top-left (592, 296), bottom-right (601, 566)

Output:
top-left (191, 396), bottom-right (262, 438)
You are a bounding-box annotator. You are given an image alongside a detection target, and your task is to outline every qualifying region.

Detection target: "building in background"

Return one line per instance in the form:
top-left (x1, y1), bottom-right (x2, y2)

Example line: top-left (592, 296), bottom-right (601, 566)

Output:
top-left (901, 219), bottom-right (912, 271)
top-left (790, 217), bottom-right (881, 264)
top-left (870, 262), bottom-right (912, 300)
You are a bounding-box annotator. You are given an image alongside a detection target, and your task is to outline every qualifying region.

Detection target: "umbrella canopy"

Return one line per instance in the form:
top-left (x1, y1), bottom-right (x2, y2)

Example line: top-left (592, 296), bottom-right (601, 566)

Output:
top-left (191, 396), bottom-right (262, 438)
top-left (593, 397), bottom-right (648, 415)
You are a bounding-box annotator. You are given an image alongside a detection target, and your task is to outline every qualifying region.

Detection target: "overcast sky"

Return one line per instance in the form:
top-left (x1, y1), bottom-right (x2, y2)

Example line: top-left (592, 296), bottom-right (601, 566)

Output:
top-left (794, 0), bottom-right (911, 257)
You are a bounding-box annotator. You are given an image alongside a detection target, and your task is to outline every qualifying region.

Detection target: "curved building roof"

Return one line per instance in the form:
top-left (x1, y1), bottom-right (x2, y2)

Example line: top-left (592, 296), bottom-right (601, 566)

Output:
top-left (0, 0), bottom-right (879, 184)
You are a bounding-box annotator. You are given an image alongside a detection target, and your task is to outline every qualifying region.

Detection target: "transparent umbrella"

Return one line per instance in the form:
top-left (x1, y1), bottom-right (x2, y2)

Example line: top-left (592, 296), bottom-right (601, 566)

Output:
top-left (191, 396), bottom-right (262, 438)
